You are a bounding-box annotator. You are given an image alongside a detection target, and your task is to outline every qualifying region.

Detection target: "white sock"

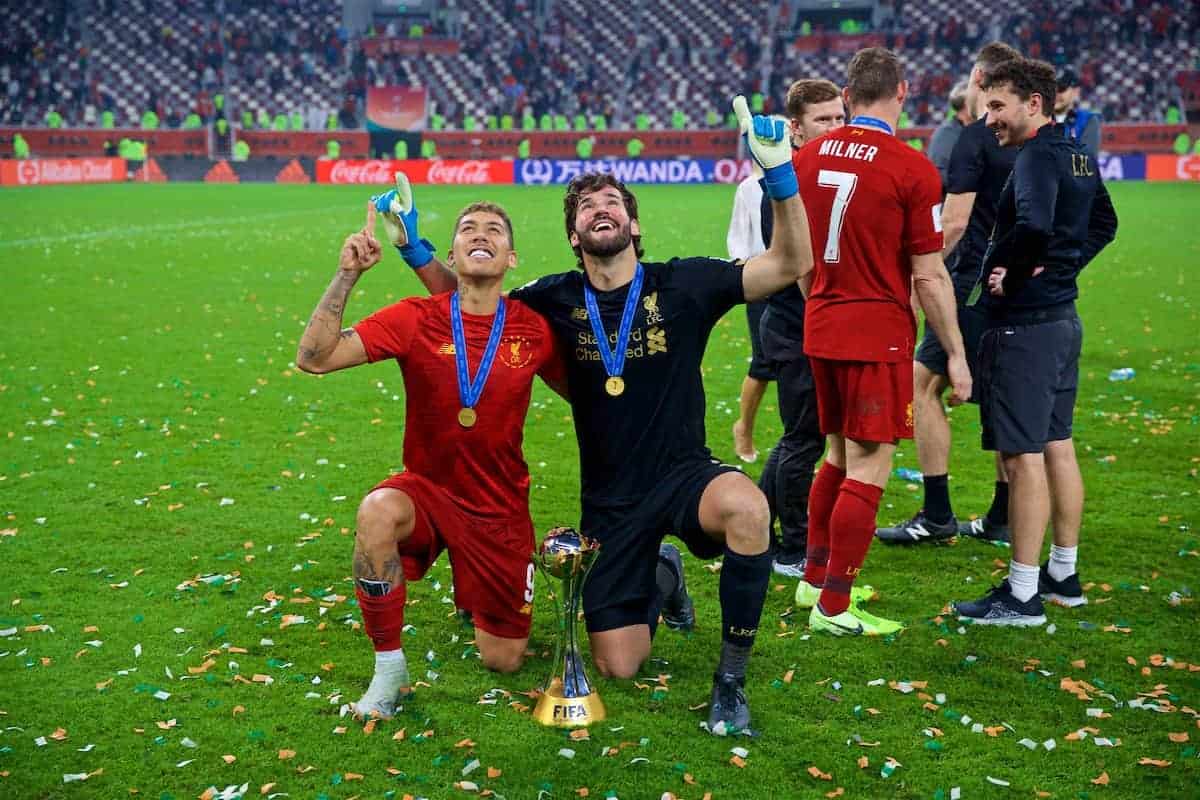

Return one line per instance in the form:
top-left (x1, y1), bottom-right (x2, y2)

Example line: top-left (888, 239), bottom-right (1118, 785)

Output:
top-left (1008, 560), bottom-right (1039, 603)
top-left (361, 648), bottom-right (410, 702)
top-left (1048, 545), bottom-right (1078, 582)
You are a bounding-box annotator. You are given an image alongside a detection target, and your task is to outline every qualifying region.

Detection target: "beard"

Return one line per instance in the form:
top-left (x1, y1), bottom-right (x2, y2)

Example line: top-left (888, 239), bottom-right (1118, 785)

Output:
top-left (576, 221), bottom-right (633, 259)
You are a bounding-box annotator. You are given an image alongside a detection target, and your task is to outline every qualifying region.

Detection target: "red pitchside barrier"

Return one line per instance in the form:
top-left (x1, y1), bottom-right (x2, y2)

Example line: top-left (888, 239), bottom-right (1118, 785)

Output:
top-left (315, 159), bottom-right (514, 184)
top-left (0, 157), bottom-right (127, 186)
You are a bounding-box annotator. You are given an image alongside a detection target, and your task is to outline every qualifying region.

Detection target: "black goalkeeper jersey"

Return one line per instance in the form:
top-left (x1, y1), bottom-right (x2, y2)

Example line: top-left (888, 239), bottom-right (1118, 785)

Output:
top-left (511, 257), bottom-right (745, 504)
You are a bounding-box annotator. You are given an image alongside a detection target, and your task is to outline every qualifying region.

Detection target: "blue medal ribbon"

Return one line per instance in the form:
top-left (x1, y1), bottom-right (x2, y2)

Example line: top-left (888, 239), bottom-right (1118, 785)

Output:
top-left (850, 115), bottom-right (894, 135)
top-left (449, 292), bottom-right (507, 411)
top-left (583, 263), bottom-right (644, 382)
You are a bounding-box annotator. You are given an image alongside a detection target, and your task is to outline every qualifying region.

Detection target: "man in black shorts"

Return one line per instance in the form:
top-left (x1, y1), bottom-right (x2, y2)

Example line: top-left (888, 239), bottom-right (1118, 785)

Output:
top-left (388, 96), bottom-right (814, 733)
top-left (877, 41), bottom-right (1021, 546)
top-left (955, 57), bottom-right (1117, 625)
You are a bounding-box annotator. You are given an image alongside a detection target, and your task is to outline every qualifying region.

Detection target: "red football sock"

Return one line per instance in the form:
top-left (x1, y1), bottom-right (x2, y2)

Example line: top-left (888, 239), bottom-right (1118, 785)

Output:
top-left (819, 479), bottom-right (884, 616)
top-left (804, 461), bottom-right (846, 588)
top-left (356, 581), bottom-right (407, 652)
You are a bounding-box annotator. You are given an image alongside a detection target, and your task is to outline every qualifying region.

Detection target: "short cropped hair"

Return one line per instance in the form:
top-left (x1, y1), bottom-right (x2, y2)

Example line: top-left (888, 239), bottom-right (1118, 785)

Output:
top-left (563, 173), bottom-right (644, 270)
top-left (975, 41), bottom-right (1021, 76)
top-left (455, 202), bottom-right (515, 248)
top-left (981, 57), bottom-right (1058, 116)
top-left (785, 78), bottom-right (842, 121)
top-left (949, 80), bottom-right (968, 113)
top-left (845, 47), bottom-right (905, 107)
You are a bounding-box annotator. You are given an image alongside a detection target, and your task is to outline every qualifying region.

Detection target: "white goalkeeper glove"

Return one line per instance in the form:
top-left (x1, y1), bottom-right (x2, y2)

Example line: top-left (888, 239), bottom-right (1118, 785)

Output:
top-left (371, 172), bottom-right (436, 268)
top-left (732, 95), bottom-right (798, 201)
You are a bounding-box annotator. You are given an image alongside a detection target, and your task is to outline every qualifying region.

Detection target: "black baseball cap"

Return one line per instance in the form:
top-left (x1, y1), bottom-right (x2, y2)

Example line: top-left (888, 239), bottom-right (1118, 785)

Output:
top-left (1056, 68), bottom-right (1079, 91)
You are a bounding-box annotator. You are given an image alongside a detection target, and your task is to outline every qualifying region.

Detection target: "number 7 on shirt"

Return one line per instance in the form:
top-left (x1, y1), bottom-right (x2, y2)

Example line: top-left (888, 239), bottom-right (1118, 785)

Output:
top-left (817, 169), bottom-right (858, 263)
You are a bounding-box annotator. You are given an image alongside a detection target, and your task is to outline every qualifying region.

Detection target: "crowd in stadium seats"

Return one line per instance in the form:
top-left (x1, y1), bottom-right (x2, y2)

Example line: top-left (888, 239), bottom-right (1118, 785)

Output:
top-left (1, 0), bottom-right (1195, 135)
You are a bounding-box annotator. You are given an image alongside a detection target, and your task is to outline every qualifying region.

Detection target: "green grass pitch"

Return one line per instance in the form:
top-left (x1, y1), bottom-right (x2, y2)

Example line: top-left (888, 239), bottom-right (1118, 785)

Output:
top-left (0, 181), bottom-right (1196, 799)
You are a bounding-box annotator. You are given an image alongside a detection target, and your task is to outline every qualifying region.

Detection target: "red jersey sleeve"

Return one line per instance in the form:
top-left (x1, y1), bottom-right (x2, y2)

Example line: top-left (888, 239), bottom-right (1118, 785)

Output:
top-left (534, 314), bottom-right (567, 387)
top-left (353, 299), bottom-right (422, 364)
top-left (905, 155), bottom-right (945, 256)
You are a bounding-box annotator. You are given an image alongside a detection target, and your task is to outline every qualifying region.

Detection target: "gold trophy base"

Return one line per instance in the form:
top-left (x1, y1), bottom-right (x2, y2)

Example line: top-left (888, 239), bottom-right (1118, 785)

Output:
top-left (532, 680), bottom-right (606, 727)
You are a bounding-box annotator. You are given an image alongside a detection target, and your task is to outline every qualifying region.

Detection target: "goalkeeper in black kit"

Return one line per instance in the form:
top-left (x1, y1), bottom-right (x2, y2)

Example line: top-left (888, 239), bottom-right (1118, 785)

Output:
top-left (954, 57), bottom-right (1117, 626)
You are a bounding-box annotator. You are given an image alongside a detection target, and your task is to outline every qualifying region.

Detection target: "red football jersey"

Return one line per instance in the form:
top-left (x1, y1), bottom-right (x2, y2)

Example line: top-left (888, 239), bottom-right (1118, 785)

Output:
top-left (354, 293), bottom-right (564, 519)
top-left (796, 125), bottom-right (944, 362)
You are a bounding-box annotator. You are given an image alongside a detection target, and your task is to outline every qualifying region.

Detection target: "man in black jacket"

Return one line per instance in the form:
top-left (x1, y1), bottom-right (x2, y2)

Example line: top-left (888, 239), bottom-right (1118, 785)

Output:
top-left (954, 58), bottom-right (1118, 626)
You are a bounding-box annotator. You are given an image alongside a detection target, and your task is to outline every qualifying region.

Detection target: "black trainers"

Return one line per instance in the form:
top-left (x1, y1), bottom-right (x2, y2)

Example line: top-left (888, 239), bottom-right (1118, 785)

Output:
top-left (955, 580), bottom-right (1047, 626)
top-left (876, 510), bottom-right (958, 544)
top-left (658, 543), bottom-right (695, 631)
top-left (1039, 563), bottom-right (1088, 607)
top-left (707, 672), bottom-right (751, 733)
top-left (958, 516), bottom-right (1012, 544)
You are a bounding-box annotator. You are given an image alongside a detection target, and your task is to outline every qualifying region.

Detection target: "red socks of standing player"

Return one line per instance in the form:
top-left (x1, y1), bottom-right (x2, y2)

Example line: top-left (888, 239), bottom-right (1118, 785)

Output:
top-left (355, 581), bottom-right (407, 652)
top-left (804, 461), bottom-right (846, 589)
top-left (819, 479), bottom-right (884, 615)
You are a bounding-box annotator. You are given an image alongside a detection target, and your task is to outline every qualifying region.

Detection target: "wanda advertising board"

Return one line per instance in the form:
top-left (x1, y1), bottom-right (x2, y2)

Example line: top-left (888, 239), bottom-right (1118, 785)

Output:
top-left (0, 157), bottom-right (127, 186)
top-left (315, 159), bottom-right (515, 184)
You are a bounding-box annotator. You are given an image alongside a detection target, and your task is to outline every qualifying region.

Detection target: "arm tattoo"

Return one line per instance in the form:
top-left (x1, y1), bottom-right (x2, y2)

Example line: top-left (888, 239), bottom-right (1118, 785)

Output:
top-left (297, 269), bottom-right (359, 368)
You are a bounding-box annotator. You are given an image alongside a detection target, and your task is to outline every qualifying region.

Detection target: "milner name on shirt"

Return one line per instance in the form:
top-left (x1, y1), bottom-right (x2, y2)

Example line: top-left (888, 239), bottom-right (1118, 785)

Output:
top-left (817, 138), bottom-right (879, 163)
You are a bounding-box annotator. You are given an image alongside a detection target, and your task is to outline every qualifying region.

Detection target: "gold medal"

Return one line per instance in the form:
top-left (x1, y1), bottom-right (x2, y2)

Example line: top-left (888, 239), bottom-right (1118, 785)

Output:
top-left (458, 407), bottom-right (478, 428)
top-left (604, 376), bottom-right (625, 397)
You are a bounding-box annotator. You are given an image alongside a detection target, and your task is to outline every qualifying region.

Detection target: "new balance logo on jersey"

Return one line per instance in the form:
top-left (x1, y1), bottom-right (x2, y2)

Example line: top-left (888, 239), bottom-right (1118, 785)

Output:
top-left (819, 139), bottom-right (879, 162)
top-left (438, 343), bottom-right (457, 355)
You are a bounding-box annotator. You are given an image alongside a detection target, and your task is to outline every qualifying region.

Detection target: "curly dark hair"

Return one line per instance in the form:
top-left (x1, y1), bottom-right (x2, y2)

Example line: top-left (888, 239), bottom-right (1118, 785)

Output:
top-left (562, 173), bottom-right (644, 270)
top-left (981, 57), bottom-right (1058, 117)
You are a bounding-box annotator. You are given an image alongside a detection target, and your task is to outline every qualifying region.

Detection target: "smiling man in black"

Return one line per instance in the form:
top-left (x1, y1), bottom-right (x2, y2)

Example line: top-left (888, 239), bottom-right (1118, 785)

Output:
top-left (395, 96), bottom-right (814, 733)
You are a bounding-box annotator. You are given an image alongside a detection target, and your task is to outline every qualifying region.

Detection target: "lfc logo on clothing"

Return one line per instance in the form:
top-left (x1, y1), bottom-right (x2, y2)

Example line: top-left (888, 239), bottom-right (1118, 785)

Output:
top-left (499, 336), bottom-right (535, 369)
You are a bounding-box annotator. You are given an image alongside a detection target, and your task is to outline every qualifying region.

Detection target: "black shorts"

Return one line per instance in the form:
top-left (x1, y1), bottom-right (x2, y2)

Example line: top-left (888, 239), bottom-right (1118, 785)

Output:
top-left (978, 313), bottom-right (1082, 454)
top-left (746, 300), bottom-right (776, 381)
top-left (580, 458), bottom-right (738, 632)
top-left (914, 301), bottom-right (987, 402)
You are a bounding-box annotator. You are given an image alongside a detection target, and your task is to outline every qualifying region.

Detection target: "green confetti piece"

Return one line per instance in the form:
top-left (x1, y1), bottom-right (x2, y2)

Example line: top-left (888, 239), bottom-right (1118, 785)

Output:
top-left (133, 613), bottom-right (145, 623)
top-left (924, 740), bottom-right (943, 752)
top-left (248, 730), bottom-right (266, 741)
top-left (330, 774), bottom-right (343, 786)
top-left (432, 754), bottom-right (451, 767)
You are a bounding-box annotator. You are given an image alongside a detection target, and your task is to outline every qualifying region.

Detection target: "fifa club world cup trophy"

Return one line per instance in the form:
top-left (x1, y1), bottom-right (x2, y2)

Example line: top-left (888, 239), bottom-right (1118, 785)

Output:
top-left (532, 527), bottom-right (606, 727)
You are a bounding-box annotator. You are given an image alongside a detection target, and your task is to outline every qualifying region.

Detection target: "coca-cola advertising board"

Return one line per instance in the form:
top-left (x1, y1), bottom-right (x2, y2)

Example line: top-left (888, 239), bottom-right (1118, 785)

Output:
top-left (315, 159), bottom-right (515, 185)
top-left (0, 157), bottom-right (127, 186)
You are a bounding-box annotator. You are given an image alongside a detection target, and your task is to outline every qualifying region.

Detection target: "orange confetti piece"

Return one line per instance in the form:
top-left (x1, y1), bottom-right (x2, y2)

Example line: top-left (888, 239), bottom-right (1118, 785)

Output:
top-left (1126, 656), bottom-right (1138, 666)
top-left (421, 729), bottom-right (435, 738)
top-left (935, 638), bottom-right (948, 647)
top-left (807, 766), bottom-right (832, 781)
top-left (1091, 772), bottom-right (1110, 785)
top-left (455, 738), bottom-right (476, 748)
top-left (922, 702), bottom-right (938, 712)
top-left (96, 678), bottom-right (113, 690)
top-left (278, 749), bottom-right (295, 760)
top-left (826, 789), bottom-right (844, 799)
top-left (260, 784), bottom-right (276, 795)
top-left (231, 705), bottom-right (245, 715)
top-left (155, 720), bottom-right (177, 730)
top-left (487, 767), bottom-right (502, 779)
top-left (683, 773), bottom-right (696, 785)
top-left (392, 729), bottom-right (407, 741)
top-left (730, 755), bottom-right (747, 768)
top-left (227, 646), bottom-right (248, 654)
top-left (857, 756), bottom-right (869, 769)
top-left (83, 625), bottom-right (99, 633)
top-left (201, 788), bottom-right (216, 800)
top-left (575, 789), bottom-right (589, 798)
top-left (344, 773), bottom-right (363, 781)
top-left (188, 659), bottom-right (217, 675)
top-left (1138, 758), bottom-right (1171, 767)
top-left (251, 674), bottom-right (272, 683)
top-left (363, 719), bottom-right (377, 735)
top-left (221, 755), bottom-right (236, 764)
top-left (783, 669), bottom-right (795, 683)
top-left (1168, 732), bottom-right (1189, 743)
top-left (569, 729), bottom-right (590, 741)
top-left (1072, 659), bottom-right (1086, 668)
top-left (49, 728), bottom-right (68, 741)
top-left (332, 726), bottom-right (347, 735)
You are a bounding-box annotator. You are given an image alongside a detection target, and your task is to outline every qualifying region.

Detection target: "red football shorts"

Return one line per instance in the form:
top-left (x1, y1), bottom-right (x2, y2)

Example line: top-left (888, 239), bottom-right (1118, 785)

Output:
top-left (369, 472), bottom-right (536, 639)
top-left (809, 357), bottom-right (914, 443)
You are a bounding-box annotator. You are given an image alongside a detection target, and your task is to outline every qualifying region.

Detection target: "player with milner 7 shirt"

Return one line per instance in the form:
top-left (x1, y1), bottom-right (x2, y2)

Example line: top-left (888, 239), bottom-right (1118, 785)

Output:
top-left (792, 47), bottom-right (971, 636)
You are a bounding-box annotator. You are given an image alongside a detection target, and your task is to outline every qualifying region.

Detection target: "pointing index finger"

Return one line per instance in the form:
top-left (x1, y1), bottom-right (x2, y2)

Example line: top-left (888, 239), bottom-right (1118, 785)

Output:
top-left (365, 199), bottom-right (377, 232)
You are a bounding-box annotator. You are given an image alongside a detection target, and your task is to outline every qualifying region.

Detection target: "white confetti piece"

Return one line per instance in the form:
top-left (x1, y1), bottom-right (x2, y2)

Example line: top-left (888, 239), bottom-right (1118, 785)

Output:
top-left (1019, 738), bottom-right (1037, 750)
top-left (1086, 707), bottom-right (1105, 717)
top-left (558, 748), bottom-right (575, 759)
top-left (462, 758), bottom-right (480, 776)
top-left (176, 759), bottom-right (194, 767)
top-left (458, 781), bottom-right (479, 792)
top-left (35, 736), bottom-right (47, 746)
top-left (730, 747), bottom-right (749, 758)
top-left (1043, 739), bottom-right (1057, 751)
top-left (986, 776), bottom-right (1010, 787)
top-left (77, 744), bottom-right (95, 752)
top-left (0, 628), bottom-right (17, 637)
top-left (951, 789), bottom-right (961, 800)
top-left (154, 690), bottom-right (171, 700)
top-left (219, 498), bottom-right (235, 506)
top-left (971, 723), bottom-right (984, 734)
top-left (63, 773), bottom-right (90, 783)
top-left (867, 678), bottom-right (885, 686)
top-left (134, 643), bottom-right (142, 658)
top-left (173, 627), bottom-right (187, 634)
